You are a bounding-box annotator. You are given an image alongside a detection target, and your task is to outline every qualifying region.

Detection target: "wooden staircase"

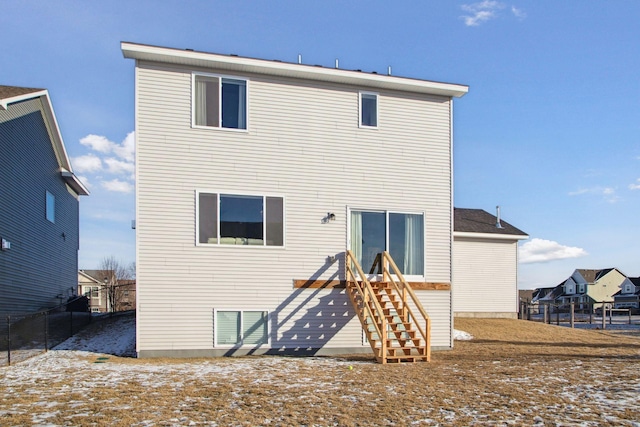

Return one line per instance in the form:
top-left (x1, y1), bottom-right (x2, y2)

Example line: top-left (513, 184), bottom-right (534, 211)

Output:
top-left (345, 250), bottom-right (431, 364)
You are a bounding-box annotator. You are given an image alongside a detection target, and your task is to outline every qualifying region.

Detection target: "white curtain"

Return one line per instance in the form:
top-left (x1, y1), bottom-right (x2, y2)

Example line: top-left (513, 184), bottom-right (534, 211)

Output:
top-left (195, 78), bottom-right (208, 126)
top-left (237, 81), bottom-right (246, 129)
top-left (350, 211), bottom-right (362, 267)
top-left (404, 214), bottom-right (424, 275)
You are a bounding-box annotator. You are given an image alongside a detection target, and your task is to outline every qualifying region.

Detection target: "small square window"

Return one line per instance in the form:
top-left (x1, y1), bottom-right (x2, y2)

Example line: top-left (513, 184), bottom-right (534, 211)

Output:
top-left (46, 191), bottom-right (55, 223)
top-left (194, 74), bottom-right (247, 130)
top-left (360, 92), bottom-right (378, 128)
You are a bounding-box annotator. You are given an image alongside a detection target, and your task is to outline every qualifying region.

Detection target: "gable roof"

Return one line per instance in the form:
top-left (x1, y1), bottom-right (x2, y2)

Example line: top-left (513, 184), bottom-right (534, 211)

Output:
top-left (121, 42), bottom-right (469, 98)
top-left (0, 85), bottom-right (89, 196)
top-left (454, 208), bottom-right (528, 239)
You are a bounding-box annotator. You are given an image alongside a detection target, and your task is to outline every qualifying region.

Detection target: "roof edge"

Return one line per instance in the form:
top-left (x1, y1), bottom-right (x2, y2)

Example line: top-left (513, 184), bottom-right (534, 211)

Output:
top-left (454, 231), bottom-right (529, 241)
top-left (0, 89), bottom-right (48, 110)
top-left (121, 42), bottom-right (469, 98)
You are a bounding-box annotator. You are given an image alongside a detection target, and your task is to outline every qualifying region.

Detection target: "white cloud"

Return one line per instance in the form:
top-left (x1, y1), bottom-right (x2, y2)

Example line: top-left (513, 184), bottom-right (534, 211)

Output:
top-left (104, 158), bottom-right (135, 175)
top-left (460, 2), bottom-right (525, 26)
top-left (80, 134), bottom-right (113, 153)
top-left (569, 186), bottom-right (619, 203)
top-left (80, 132), bottom-right (135, 161)
top-left (511, 6), bottom-right (526, 19)
top-left (101, 179), bottom-right (134, 194)
top-left (113, 131), bottom-right (135, 162)
top-left (629, 179), bottom-right (640, 190)
top-left (71, 154), bottom-right (103, 173)
top-left (460, 1), bottom-right (504, 26)
top-left (520, 238), bottom-right (588, 264)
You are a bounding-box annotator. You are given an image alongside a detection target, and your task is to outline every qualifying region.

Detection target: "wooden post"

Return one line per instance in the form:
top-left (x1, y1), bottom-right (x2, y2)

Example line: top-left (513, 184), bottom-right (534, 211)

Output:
top-left (589, 303), bottom-right (593, 324)
top-left (601, 303), bottom-right (606, 330)
top-left (556, 306), bottom-right (560, 325)
top-left (570, 301), bottom-right (575, 328)
top-left (543, 304), bottom-right (548, 324)
top-left (44, 311), bottom-right (49, 351)
top-left (609, 305), bottom-right (612, 325)
top-left (629, 309), bottom-right (632, 325)
top-left (7, 316), bottom-right (11, 367)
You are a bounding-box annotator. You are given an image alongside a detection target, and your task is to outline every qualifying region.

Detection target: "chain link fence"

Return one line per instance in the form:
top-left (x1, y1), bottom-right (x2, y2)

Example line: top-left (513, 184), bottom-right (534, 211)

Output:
top-left (1, 296), bottom-right (93, 366)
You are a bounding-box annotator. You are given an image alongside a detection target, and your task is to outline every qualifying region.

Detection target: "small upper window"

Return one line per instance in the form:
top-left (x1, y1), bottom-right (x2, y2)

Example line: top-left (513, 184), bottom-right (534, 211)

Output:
top-left (360, 92), bottom-right (378, 128)
top-left (194, 74), bottom-right (247, 130)
top-left (46, 191), bottom-right (55, 223)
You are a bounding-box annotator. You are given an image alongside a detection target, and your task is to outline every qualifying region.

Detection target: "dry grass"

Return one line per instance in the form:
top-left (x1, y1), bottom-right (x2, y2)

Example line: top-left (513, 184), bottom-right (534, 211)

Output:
top-left (1, 318), bottom-right (639, 426)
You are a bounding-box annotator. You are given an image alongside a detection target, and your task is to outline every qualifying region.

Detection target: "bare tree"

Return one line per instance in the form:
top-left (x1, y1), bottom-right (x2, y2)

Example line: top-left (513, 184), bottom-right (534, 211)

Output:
top-left (97, 256), bottom-right (134, 313)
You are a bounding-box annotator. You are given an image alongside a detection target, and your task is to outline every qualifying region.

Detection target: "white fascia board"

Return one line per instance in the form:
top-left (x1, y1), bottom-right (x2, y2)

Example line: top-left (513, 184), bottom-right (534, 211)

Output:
top-left (453, 231), bottom-right (530, 241)
top-left (0, 89), bottom-right (48, 110)
top-left (61, 169), bottom-right (90, 196)
top-left (121, 42), bottom-right (469, 98)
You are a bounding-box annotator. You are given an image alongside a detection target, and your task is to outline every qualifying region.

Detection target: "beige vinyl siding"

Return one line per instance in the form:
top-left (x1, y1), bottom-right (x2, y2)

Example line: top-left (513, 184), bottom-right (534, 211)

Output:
top-left (453, 237), bottom-right (518, 317)
top-left (136, 61), bottom-right (454, 353)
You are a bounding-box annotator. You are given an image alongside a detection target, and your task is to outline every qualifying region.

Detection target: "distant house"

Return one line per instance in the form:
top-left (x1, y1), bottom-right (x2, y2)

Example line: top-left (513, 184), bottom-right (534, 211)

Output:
top-left (534, 268), bottom-right (629, 313)
top-left (0, 86), bottom-right (88, 316)
top-left (613, 277), bottom-right (640, 310)
top-left (557, 268), bottom-right (627, 310)
top-left (452, 208), bottom-right (528, 318)
top-left (78, 269), bottom-right (136, 313)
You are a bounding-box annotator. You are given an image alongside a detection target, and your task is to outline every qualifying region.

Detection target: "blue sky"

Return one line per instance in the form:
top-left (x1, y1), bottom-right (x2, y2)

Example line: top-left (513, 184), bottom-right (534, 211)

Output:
top-left (2, 1), bottom-right (639, 288)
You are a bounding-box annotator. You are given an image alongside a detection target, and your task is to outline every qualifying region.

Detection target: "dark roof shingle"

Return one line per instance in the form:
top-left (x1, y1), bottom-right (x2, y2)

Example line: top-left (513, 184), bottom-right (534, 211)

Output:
top-left (0, 85), bottom-right (44, 101)
top-left (454, 208), bottom-right (527, 236)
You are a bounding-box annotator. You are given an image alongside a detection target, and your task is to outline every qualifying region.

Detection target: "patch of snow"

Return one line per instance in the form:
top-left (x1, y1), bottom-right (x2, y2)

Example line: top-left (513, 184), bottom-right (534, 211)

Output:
top-left (453, 329), bottom-right (474, 341)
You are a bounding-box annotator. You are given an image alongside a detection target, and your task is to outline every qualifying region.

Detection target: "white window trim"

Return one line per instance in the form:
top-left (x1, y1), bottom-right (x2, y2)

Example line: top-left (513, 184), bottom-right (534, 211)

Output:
top-left (195, 190), bottom-right (286, 249)
top-left (213, 309), bottom-right (270, 348)
top-left (358, 91), bottom-right (379, 129)
top-left (346, 206), bottom-right (426, 281)
top-left (191, 72), bottom-right (249, 132)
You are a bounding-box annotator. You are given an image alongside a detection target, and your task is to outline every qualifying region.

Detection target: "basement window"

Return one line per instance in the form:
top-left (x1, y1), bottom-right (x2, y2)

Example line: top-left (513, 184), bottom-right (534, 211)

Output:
top-left (214, 310), bottom-right (269, 346)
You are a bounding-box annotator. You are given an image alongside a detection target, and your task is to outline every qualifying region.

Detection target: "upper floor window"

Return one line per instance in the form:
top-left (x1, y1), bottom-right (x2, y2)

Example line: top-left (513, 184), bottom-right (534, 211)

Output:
top-left (46, 191), bottom-right (55, 223)
top-left (193, 74), bottom-right (247, 130)
top-left (197, 191), bottom-right (284, 247)
top-left (359, 92), bottom-right (378, 128)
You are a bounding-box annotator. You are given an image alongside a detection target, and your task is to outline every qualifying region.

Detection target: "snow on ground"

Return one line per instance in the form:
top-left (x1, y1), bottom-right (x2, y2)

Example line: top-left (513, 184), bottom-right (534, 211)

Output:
top-left (2, 314), bottom-right (640, 425)
top-left (453, 329), bottom-right (473, 341)
top-left (53, 313), bottom-right (136, 357)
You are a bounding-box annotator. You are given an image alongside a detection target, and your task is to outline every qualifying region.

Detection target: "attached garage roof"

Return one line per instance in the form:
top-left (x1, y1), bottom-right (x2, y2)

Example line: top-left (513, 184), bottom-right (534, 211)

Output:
top-left (454, 208), bottom-right (528, 239)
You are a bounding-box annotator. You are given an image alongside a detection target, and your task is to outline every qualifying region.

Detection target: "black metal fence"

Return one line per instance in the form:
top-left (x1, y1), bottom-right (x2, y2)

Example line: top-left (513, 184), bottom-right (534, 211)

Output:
top-left (519, 300), bottom-right (640, 329)
top-left (1, 297), bottom-right (92, 366)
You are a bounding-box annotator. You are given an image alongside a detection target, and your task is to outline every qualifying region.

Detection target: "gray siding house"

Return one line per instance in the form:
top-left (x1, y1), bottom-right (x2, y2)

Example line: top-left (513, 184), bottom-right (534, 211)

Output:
top-left (122, 42), bottom-right (468, 358)
top-left (0, 86), bottom-right (88, 316)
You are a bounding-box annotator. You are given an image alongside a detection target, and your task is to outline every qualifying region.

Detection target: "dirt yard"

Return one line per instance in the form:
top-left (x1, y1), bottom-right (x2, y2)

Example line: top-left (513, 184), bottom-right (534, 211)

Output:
top-left (1, 318), bottom-right (639, 426)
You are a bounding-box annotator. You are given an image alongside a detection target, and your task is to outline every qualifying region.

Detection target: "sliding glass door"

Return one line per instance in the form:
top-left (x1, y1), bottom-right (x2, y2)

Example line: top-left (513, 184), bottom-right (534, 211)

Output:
top-left (349, 210), bottom-right (424, 277)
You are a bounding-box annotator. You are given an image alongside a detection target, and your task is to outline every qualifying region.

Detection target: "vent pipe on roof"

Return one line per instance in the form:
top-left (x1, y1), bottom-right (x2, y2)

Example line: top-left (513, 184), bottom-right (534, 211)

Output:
top-left (335, 59), bottom-right (339, 69)
top-left (298, 54), bottom-right (302, 64)
top-left (388, 66), bottom-right (392, 76)
top-left (496, 205), bottom-right (503, 229)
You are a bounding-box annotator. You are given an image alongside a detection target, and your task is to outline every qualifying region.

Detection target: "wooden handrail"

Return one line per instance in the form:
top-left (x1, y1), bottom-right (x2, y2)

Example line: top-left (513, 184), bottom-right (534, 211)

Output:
top-left (345, 250), bottom-right (387, 361)
top-left (381, 251), bottom-right (431, 361)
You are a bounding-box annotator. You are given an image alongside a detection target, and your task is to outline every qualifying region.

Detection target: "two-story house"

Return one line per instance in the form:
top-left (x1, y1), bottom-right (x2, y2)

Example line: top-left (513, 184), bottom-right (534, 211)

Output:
top-left (122, 42), bottom-right (468, 361)
top-left (0, 86), bottom-right (88, 317)
top-left (613, 277), bottom-right (640, 310)
top-left (553, 268), bottom-right (626, 310)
